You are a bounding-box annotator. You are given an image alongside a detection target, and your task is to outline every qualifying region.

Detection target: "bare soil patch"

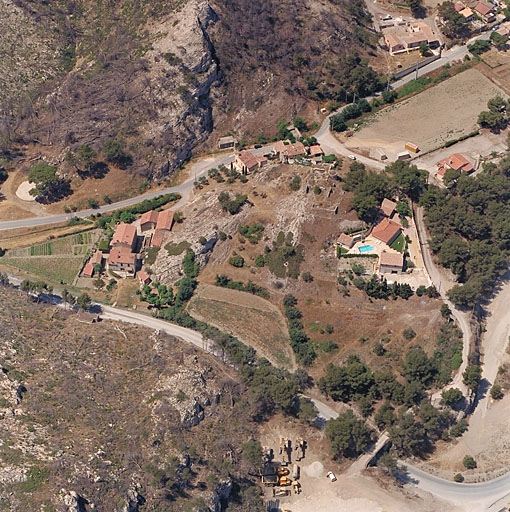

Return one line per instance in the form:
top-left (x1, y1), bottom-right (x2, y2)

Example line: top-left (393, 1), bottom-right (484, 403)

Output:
top-left (188, 283), bottom-right (295, 370)
top-left (346, 69), bottom-right (507, 157)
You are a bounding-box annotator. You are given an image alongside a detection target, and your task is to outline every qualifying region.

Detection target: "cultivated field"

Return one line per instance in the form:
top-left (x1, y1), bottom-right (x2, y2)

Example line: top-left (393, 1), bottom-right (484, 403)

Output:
top-left (187, 283), bottom-right (296, 370)
top-left (0, 256), bottom-right (84, 284)
top-left (346, 69), bottom-right (507, 158)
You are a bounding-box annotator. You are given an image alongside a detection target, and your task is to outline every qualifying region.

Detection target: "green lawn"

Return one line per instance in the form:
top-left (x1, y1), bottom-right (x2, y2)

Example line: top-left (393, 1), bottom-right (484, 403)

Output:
top-left (389, 233), bottom-right (406, 253)
top-left (0, 257), bottom-right (84, 284)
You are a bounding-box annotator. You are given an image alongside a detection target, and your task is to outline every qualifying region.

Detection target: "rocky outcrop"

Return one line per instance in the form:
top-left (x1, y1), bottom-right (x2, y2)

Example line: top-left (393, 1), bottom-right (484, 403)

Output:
top-left (150, 354), bottom-right (219, 427)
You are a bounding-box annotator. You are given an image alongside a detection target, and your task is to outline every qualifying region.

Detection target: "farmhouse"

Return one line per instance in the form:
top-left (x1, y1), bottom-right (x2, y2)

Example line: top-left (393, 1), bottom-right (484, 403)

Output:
top-left (156, 210), bottom-right (174, 232)
top-left (234, 150), bottom-right (267, 174)
top-left (384, 22), bottom-right (440, 55)
top-left (459, 7), bottom-right (474, 20)
top-left (81, 251), bottom-right (103, 278)
top-left (371, 218), bottom-right (402, 245)
top-left (379, 252), bottom-right (404, 274)
top-left (474, 2), bottom-right (495, 22)
top-left (108, 247), bottom-right (137, 275)
top-left (140, 210), bottom-right (159, 232)
top-left (309, 144), bottom-right (324, 162)
top-left (436, 153), bottom-right (474, 177)
top-left (112, 223), bottom-right (137, 250)
top-left (218, 136), bottom-right (238, 150)
top-left (273, 141), bottom-right (307, 163)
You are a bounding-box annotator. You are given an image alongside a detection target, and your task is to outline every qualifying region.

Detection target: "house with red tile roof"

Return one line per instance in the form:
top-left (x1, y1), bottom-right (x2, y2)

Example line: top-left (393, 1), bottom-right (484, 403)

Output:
top-left (273, 141), bottom-right (306, 163)
top-left (112, 222), bottom-right (137, 250)
top-left (379, 252), bottom-right (404, 274)
top-left (234, 150), bottom-right (267, 174)
top-left (140, 210), bottom-right (159, 232)
top-left (371, 218), bottom-right (402, 245)
top-left (436, 153), bottom-right (474, 177)
top-left (81, 263), bottom-right (95, 278)
top-left (156, 210), bottom-right (174, 232)
top-left (454, 1), bottom-right (466, 11)
top-left (108, 247), bottom-right (137, 275)
top-left (474, 2), bottom-right (495, 22)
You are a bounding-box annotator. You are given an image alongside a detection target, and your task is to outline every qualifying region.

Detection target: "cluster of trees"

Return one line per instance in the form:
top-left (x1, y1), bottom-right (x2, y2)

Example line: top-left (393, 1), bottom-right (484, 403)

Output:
top-left (467, 39), bottom-right (491, 56)
top-left (215, 274), bottom-right (269, 299)
top-left (438, 2), bottom-right (470, 39)
top-left (352, 274), bottom-right (415, 300)
top-left (330, 91), bottom-right (398, 133)
top-left (422, 166), bottom-right (510, 307)
top-left (478, 96), bottom-right (510, 131)
top-left (28, 162), bottom-right (72, 204)
top-left (66, 144), bottom-right (109, 179)
top-left (343, 161), bottom-right (427, 222)
top-left (218, 191), bottom-right (248, 215)
top-left (283, 294), bottom-right (316, 366)
top-left (307, 55), bottom-right (383, 104)
top-left (319, 329), bottom-right (466, 458)
top-left (490, 30), bottom-right (509, 51)
top-left (103, 138), bottom-right (132, 169)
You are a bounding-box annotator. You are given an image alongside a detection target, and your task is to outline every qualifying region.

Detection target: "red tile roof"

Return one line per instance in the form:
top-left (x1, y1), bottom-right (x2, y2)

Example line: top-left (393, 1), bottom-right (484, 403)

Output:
top-left (309, 145), bottom-right (324, 156)
top-left (454, 1), bottom-right (466, 12)
top-left (156, 210), bottom-right (174, 232)
top-left (140, 210), bottom-right (159, 227)
top-left (108, 247), bottom-right (136, 266)
top-left (151, 229), bottom-right (165, 248)
top-left (380, 198), bottom-right (397, 217)
top-left (371, 218), bottom-right (402, 245)
top-left (437, 153), bottom-right (474, 173)
top-left (82, 263), bottom-right (94, 278)
top-left (138, 271), bottom-right (151, 284)
top-left (379, 252), bottom-right (404, 268)
top-left (112, 222), bottom-right (137, 247)
top-left (89, 251), bottom-right (103, 266)
top-left (474, 2), bottom-right (493, 16)
top-left (283, 142), bottom-right (306, 158)
top-left (236, 150), bottom-right (267, 171)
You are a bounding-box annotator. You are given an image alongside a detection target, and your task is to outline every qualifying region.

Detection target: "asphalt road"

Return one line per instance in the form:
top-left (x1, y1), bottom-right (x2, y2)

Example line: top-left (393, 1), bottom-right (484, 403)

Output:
top-left (4, 272), bottom-right (510, 509)
top-left (0, 146), bottom-right (272, 230)
top-left (415, 206), bottom-right (471, 398)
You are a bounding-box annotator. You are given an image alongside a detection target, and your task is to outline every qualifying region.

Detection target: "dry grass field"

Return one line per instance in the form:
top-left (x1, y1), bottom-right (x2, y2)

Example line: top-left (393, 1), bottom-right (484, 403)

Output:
top-left (188, 283), bottom-right (296, 369)
top-left (346, 68), bottom-right (507, 158)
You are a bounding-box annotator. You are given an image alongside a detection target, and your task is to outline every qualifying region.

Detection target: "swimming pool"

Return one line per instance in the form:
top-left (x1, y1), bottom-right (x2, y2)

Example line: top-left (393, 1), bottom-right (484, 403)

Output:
top-left (358, 245), bottom-right (375, 254)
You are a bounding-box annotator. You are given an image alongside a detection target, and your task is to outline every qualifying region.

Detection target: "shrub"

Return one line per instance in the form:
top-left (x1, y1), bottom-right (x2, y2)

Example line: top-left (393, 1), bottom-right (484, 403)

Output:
top-left (403, 328), bottom-right (416, 340)
top-left (490, 384), bottom-right (504, 400)
top-left (454, 473), bottom-right (464, 483)
top-left (302, 271), bottom-right (313, 282)
top-left (229, 255), bottom-right (245, 268)
top-left (462, 455), bottom-right (476, 470)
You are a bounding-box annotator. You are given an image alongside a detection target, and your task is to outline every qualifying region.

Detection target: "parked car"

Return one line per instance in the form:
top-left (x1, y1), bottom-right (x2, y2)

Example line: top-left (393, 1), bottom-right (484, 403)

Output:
top-left (348, 155), bottom-right (357, 161)
top-left (327, 471), bottom-right (337, 482)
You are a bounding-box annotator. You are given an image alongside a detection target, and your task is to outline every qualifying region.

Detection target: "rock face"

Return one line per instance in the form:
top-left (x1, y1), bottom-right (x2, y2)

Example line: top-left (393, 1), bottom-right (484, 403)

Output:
top-left (14, 0), bottom-right (222, 179)
top-left (151, 354), bottom-right (218, 427)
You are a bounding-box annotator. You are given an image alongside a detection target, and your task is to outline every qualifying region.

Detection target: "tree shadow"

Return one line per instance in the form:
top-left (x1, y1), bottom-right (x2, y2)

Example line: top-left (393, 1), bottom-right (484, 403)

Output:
top-left (469, 377), bottom-right (491, 414)
top-left (77, 161), bottom-right (110, 179)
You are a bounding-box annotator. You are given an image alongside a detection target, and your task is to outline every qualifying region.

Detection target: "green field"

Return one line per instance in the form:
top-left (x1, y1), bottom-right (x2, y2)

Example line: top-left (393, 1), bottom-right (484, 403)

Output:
top-left (165, 241), bottom-right (191, 256)
top-left (0, 257), bottom-right (84, 284)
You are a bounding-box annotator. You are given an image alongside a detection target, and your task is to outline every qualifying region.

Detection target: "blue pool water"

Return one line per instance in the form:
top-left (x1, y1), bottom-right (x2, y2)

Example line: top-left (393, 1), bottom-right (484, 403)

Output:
top-left (358, 245), bottom-right (375, 254)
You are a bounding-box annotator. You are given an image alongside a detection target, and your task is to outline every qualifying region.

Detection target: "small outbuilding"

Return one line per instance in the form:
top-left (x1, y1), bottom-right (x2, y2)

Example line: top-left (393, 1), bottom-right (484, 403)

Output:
top-left (379, 252), bottom-right (404, 274)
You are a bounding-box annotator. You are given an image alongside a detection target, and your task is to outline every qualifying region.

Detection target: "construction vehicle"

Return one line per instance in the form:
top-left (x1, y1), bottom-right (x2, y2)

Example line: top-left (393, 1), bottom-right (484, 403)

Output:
top-left (295, 438), bottom-right (306, 461)
top-left (279, 476), bottom-right (292, 486)
top-left (273, 488), bottom-right (291, 497)
top-left (261, 474), bottom-right (279, 486)
top-left (280, 437), bottom-right (292, 465)
top-left (292, 480), bottom-right (302, 494)
top-left (292, 464), bottom-right (300, 480)
top-left (278, 467), bottom-right (290, 476)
